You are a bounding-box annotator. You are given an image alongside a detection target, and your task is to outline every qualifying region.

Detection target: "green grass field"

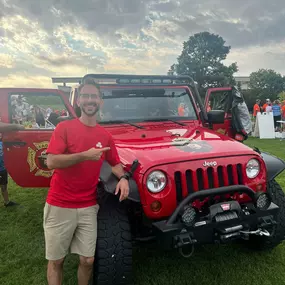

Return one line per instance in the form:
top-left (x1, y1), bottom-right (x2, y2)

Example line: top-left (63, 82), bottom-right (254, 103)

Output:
top-left (1, 137), bottom-right (285, 285)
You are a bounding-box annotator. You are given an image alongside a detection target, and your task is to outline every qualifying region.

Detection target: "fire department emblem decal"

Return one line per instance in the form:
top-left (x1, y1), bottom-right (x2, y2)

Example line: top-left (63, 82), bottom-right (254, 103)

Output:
top-left (171, 138), bottom-right (212, 153)
top-left (27, 141), bottom-right (53, 178)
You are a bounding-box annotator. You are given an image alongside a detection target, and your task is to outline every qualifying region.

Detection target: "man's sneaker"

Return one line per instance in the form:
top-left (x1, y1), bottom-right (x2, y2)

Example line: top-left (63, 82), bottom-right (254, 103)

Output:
top-left (4, 201), bottom-right (19, 207)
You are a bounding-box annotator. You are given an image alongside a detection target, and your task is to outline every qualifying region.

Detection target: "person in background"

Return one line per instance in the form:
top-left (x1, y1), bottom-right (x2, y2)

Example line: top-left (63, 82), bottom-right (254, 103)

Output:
top-left (12, 95), bottom-right (30, 124)
top-left (206, 101), bottom-right (211, 112)
top-left (178, 103), bottom-right (185, 116)
top-left (262, 98), bottom-right (271, 112)
top-left (265, 101), bottom-right (272, 113)
top-left (272, 100), bottom-right (282, 131)
top-left (34, 106), bottom-right (46, 127)
top-left (281, 101), bottom-right (285, 120)
top-left (0, 121), bottom-right (24, 207)
top-left (0, 133), bottom-right (19, 207)
top-left (253, 99), bottom-right (261, 118)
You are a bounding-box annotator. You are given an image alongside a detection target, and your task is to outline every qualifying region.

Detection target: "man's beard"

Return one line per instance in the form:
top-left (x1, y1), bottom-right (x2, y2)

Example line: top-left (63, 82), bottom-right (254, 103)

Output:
top-left (81, 103), bottom-right (99, 117)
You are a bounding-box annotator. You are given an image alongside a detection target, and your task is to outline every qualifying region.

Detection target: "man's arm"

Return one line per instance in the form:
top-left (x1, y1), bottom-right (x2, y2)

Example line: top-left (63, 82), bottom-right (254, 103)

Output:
top-left (47, 153), bottom-right (86, 169)
top-left (112, 163), bottom-right (130, 201)
top-left (111, 163), bottom-right (126, 179)
top-left (47, 147), bottom-right (110, 170)
top-left (0, 122), bottom-right (24, 132)
top-left (104, 135), bottom-right (129, 201)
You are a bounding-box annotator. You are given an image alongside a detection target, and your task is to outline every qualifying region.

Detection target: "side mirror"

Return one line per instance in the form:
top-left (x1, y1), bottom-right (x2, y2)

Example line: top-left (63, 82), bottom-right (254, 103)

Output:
top-left (207, 110), bottom-right (225, 124)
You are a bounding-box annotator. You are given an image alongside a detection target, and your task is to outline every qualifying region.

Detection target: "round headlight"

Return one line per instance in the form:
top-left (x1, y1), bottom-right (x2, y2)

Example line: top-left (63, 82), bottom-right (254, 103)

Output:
top-left (246, 159), bottom-right (260, 179)
top-left (146, 171), bottom-right (167, 193)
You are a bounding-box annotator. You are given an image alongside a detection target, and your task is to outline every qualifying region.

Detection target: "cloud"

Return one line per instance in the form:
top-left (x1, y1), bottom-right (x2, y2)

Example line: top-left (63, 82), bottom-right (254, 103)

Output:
top-left (225, 42), bottom-right (285, 75)
top-left (0, 54), bottom-right (14, 68)
top-left (0, 73), bottom-right (53, 88)
top-left (0, 0), bottom-right (285, 88)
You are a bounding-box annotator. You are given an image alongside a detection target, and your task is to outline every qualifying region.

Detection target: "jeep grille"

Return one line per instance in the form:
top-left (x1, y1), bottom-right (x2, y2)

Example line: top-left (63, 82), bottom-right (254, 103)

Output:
top-left (174, 164), bottom-right (244, 203)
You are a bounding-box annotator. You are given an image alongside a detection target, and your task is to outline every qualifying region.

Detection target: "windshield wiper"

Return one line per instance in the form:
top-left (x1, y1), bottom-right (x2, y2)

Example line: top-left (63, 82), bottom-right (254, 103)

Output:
top-left (142, 118), bottom-right (187, 126)
top-left (100, 120), bottom-right (145, 129)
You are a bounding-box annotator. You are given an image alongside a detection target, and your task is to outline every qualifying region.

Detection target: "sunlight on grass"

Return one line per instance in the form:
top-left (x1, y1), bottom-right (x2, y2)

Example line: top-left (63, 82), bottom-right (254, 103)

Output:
top-left (1, 137), bottom-right (285, 285)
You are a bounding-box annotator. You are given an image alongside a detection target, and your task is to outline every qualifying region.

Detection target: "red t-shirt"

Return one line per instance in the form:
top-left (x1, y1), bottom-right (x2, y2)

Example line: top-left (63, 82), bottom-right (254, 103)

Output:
top-left (46, 119), bottom-right (121, 208)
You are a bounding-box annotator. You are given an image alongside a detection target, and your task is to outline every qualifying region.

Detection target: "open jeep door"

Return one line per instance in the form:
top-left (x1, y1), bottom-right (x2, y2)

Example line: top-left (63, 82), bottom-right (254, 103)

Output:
top-left (0, 88), bottom-right (76, 187)
top-left (205, 86), bottom-right (252, 142)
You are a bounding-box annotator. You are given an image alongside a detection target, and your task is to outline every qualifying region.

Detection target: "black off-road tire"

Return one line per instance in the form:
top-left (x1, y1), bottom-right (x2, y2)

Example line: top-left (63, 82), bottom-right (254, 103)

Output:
top-left (246, 179), bottom-right (285, 250)
top-left (91, 194), bottom-right (133, 285)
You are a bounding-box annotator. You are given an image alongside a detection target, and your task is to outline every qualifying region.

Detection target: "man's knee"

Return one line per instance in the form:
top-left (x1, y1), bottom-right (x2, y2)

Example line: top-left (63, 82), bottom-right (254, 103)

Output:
top-left (48, 258), bottom-right (65, 269)
top-left (79, 256), bottom-right (94, 267)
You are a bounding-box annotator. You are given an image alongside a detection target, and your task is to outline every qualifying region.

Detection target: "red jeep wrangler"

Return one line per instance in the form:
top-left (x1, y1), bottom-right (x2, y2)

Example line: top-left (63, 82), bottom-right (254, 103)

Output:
top-left (1, 74), bottom-right (285, 285)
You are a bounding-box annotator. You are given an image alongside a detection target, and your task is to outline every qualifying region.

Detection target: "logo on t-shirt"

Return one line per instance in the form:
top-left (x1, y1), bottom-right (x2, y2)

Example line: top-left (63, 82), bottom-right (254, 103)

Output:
top-left (96, 142), bottom-right (102, 148)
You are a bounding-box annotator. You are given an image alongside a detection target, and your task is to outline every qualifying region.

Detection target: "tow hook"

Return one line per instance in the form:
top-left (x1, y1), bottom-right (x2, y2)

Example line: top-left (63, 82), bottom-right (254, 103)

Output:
top-left (240, 229), bottom-right (271, 237)
top-left (174, 231), bottom-right (197, 258)
top-left (179, 244), bottom-right (195, 258)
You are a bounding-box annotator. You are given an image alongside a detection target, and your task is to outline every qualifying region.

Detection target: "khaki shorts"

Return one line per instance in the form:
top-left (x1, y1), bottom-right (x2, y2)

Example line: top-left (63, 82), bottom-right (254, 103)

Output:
top-left (43, 203), bottom-right (100, 260)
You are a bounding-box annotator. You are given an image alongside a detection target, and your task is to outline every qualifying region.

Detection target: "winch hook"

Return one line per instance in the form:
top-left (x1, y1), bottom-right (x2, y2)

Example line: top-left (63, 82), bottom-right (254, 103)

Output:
top-left (178, 244), bottom-right (195, 258)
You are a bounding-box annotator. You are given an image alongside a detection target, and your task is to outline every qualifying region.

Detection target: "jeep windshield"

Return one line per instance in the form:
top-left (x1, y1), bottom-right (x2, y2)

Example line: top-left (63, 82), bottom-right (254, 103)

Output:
top-left (98, 88), bottom-right (197, 124)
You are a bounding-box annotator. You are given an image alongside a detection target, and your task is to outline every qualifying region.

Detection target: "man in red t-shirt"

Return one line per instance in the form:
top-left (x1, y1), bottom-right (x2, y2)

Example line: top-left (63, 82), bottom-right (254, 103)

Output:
top-left (44, 77), bottom-right (129, 285)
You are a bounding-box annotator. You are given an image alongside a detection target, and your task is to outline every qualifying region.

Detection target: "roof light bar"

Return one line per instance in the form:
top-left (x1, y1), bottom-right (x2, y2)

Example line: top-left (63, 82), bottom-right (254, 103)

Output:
top-left (81, 74), bottom-right (193, 85)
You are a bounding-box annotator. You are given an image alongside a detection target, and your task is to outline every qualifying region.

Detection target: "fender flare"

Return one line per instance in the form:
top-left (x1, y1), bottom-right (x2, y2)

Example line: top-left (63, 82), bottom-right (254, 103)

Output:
top-left (99, 161), bottom-right (141, 203)
top-left (260, 151), bottom-right (285, 181)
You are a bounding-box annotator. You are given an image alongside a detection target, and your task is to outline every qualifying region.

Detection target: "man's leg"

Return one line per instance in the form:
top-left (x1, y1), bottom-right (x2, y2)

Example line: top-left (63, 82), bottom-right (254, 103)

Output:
top-left (1, 184), bottom-right (9, 203)
top-left (43, 203), bottom-right (77, 285)
top-left (70, 204), bottom-right (100, 285)
top-left (47, 258), bottom-right (65, 285)
top-left (78, 256), bottom-right (95, 285)
top-left (0, 170), bottom-right (18, 206)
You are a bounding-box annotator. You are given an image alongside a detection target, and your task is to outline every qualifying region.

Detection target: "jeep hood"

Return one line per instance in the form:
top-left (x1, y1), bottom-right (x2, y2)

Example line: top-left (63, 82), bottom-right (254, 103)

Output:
top-left (105, 125), bottom-right (257, 173)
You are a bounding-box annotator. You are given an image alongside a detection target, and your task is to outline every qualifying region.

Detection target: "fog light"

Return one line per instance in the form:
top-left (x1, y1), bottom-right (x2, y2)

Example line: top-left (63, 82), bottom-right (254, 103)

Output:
top-left (256, 184), bottom-right (263, 191)
top-left (181, 206), bottom-right (196, 226)
top-left (150, 201), bottom-right (161, 212)
top-left (255, 192), bottom-right (271, 210)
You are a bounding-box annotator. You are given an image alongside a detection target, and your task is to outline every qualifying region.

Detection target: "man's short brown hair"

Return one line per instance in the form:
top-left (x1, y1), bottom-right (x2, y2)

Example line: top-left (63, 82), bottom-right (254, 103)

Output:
top-left (78, 77), bottom-right (102, 97)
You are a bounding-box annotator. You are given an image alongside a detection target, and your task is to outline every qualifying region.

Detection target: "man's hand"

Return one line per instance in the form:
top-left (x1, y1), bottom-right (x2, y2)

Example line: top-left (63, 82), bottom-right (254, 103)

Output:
top-left (115, 178), bottom-right (129, 202)
top-left (0, 122), bottom-right (25, 132)
top-left (82, 147), bottom-right (110, 161)
top-left (15, 124), bottom-right (25, 131)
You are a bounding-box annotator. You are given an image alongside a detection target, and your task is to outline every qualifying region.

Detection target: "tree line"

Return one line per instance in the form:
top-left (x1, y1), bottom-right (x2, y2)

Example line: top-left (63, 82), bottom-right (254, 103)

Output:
top-left (168, 31), bottom-right (285, 110)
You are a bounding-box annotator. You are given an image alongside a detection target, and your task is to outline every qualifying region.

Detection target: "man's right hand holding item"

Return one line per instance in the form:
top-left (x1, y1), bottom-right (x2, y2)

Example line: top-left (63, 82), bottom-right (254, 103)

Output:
top-left (82, 147), bottom-right (111, 161)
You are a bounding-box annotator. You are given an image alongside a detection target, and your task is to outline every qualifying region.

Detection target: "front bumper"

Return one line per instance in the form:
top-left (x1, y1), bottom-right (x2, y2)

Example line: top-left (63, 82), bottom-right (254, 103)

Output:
top-left (152, 185), bottom-right (279, 247)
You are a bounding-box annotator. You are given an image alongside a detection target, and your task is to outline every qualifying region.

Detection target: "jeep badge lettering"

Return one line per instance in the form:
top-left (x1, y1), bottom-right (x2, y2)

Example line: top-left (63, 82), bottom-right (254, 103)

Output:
top-left (203, 161), bottom-right (217, 167)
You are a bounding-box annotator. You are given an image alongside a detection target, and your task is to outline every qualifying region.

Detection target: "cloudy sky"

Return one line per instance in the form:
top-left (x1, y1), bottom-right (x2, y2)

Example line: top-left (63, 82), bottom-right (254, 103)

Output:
top-left (0, 0), bottom-right (285, 88)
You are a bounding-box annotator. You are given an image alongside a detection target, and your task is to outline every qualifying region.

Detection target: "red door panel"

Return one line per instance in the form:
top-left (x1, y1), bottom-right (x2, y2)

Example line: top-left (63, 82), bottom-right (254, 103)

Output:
top-left (204, 87), bottom-right (235, 138)
top-left (4, 131), bottom-right (54, 187)
top-left (1, 88), bottom-right (76, 188)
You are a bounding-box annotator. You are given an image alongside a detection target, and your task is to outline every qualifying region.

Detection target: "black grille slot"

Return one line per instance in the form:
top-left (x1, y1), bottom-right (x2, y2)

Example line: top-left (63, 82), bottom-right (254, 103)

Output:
top-left (217, 166), bottom-right (224, 186)
top-left (237, 164), bottom-right (243, 184)
top-left (196, 168), bottom-right (204, 190)
top-left (174, 171), bottom-right (183, 203)
top-left (186, 170), bottom-right (194, 194)
top-left (227, 165), bottom-right (234, 185)
top-left (207, 167), bottom-right (215, 188)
